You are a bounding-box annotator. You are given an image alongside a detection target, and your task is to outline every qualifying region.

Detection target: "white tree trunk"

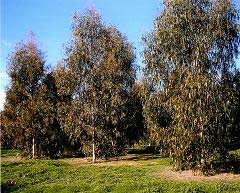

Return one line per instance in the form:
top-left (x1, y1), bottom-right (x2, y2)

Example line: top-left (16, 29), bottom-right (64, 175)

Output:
top-left (92, 141), bottom-right (96, 164)
top-left (92, 130), bottom-right (96, 164)
top-left (32, 137), bottom-right (35, 159)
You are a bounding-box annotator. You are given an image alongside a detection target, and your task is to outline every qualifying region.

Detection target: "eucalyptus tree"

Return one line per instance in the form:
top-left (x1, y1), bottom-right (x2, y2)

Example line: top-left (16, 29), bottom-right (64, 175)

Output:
top-left (143, 0), bottom-right (239, 172)
top-left (123, 83), bottom-right (146, 147)
top-left (0, 111), bottom-right (13, 149)
top-left (221, 69), bottom-right (240, 151)
top-left (61, 9), bottom-right (135, 162)
top-left (5, 34), bottom-right (46, 158)
top-left (35, 72), bottom-right (71, 158)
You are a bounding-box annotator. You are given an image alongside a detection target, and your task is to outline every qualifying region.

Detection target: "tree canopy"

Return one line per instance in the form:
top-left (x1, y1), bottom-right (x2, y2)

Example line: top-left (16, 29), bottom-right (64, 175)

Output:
top-left (56, 9), bottom-right (136, 162)
top-left (1, 3), bottom-right (239, 174)
top-left (143, 0), bottom-right (240, 173)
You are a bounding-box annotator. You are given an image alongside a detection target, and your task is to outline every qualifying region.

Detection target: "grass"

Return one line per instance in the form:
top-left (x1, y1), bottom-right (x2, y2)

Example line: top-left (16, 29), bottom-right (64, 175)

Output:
top-left (1, 150), bottom-right (22, 158)
top-left (1, 150), bottom-right (240, 193)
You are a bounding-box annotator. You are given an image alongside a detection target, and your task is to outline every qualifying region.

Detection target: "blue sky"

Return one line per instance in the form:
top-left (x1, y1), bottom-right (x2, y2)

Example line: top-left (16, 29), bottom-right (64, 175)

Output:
top-left (0, 0), bottom-right (161, 110)
top-left (0, 0), bottom-right (240, 110)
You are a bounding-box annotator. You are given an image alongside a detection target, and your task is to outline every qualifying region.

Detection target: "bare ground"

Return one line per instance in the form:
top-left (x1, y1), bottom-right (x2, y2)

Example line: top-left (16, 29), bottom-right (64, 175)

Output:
top-left (60, 154), bottom-right (157, 167)
top-left (154, 166), bottom-right (240, 182)
top-left (1, 155), bottom-right (24, 162)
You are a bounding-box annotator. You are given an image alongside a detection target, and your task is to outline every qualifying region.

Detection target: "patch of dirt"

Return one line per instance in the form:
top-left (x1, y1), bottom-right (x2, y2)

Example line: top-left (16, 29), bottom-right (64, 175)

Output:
top-left (1, 156), bottom-right (25, 162)
top-left (60, 154), bottom-right (154, 167)
top-left (155, 167), bottom-right (240, 182)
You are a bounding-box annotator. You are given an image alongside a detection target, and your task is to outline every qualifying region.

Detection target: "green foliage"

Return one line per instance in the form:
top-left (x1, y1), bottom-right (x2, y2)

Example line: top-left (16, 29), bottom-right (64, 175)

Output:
top-left (230, 149), bottom-right (240, 156)
top-left (164, 69), bottom-right (239, 172)
top-left (225, 69), bottom-right (240, 151)
top-left (1, 9), bottom-right (143, 160)
top-left (1, 149), bottom-right (22, 158)
top-left (35, 72), bottom-right (71, 158)
top-left (123, 83), bottom-right (146, 147)
top-left (143, 0), bottom-right (240, 172)
top-left (3, 34), bottom-right (46, 155)
top-left (2, 35), bottom-right (71, 158)
top-left (58, 8), bottom-right (136, 159)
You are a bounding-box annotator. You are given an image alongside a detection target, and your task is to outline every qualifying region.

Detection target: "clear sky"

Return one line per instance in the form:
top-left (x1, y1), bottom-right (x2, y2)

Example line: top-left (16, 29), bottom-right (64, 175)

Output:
top-left (0, 0), bottom-right (161, 110)
top-left (0, 0), bottom-right (240, 111)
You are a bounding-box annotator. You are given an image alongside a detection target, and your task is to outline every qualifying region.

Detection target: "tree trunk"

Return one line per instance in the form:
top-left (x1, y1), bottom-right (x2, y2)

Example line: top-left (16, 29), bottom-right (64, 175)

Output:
top-left (32, 137), bottom-right (35, 159)
top-left (92, 130), bottom-right (96, 164)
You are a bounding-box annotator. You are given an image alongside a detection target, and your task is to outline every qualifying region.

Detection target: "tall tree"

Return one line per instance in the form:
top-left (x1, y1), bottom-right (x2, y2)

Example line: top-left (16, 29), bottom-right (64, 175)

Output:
top-left (143, 0), bottom-right (239, 173)
top-left (61, 9), bottom-right (136, 163)
top-left (4, 34), bottom-right (46, 158)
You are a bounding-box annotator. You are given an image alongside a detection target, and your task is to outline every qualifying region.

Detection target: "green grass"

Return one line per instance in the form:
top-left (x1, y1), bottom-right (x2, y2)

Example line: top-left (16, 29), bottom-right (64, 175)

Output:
top-left (1, 150), bottom-right (240, 193)
top-left (1, 150), bottom-right (22, 158)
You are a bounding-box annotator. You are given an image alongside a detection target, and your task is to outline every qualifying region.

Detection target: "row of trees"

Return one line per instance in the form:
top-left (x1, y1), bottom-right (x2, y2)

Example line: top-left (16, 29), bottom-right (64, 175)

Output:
top-left (1, 10), bottom-right (145, 161)
top-left (1, 0), bottom-right (240, 172)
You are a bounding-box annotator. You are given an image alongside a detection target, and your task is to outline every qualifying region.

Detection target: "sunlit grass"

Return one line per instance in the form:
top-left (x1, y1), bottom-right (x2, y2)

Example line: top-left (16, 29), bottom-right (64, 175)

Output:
top-left (1, 150), bottom-right (22, 158)
top-left (1, 149), bottom-right (240, 193)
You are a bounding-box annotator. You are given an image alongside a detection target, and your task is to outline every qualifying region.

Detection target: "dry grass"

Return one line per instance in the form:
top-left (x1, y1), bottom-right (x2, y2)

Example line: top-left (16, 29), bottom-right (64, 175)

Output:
top-left (1, 155), bottom-right (24, 162)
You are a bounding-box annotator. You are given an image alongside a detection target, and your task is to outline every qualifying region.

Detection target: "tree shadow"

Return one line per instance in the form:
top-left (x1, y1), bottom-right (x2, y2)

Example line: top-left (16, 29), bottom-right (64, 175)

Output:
top-left (126, 146), bottom-right (159, 155)
top-left (200, 153), bottom-right (240, 175)
top-left (103, 147), bottom-right (161, 162)
top-left (119, 153), bottom-right (161, 161)
top-left (1, 180), bottom-right (18, 193)
top-left (216, 154), bottom-right (240, 175)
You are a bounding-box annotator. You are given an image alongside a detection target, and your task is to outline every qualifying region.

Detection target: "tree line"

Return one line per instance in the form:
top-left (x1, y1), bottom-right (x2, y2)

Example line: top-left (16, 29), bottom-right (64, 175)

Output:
top-left (1, 0), bottom-right (240, 173)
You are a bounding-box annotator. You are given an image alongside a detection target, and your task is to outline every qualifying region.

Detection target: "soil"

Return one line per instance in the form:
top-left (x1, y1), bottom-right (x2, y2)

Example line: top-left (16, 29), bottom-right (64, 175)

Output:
top-left (60, 154), bottom-right (152, 166)
top-left (155, 166), bottom-right (240, 182)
